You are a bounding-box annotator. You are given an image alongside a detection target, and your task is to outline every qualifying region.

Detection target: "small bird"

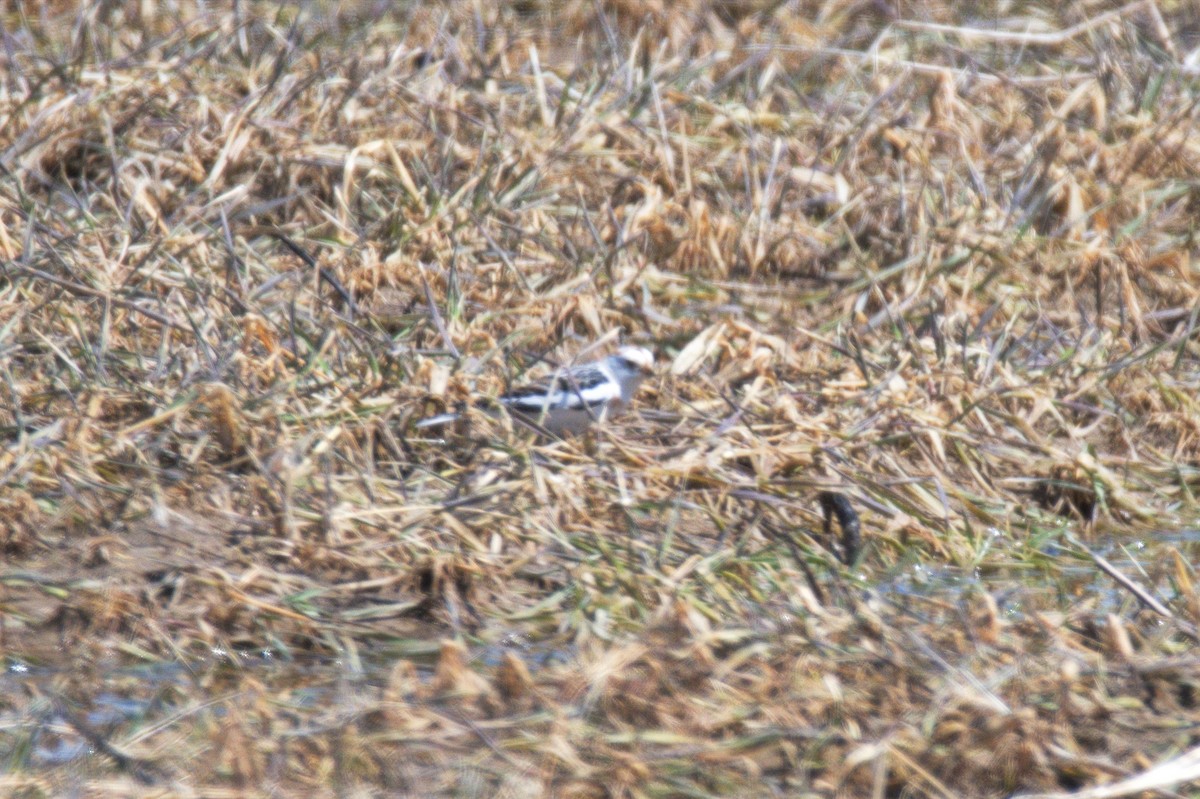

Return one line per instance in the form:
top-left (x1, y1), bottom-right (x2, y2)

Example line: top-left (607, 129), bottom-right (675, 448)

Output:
top-left (416, 345), bottom-right (655, 435)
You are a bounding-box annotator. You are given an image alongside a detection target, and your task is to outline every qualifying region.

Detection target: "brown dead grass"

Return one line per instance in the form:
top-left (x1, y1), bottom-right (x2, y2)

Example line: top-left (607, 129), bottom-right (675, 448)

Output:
top-left (2, 0), bottom-right (1200, 797)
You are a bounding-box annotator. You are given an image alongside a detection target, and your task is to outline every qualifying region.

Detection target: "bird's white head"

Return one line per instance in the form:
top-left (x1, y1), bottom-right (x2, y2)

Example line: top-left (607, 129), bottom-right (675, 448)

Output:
top-left (611, 345), bottom-right (655, 377)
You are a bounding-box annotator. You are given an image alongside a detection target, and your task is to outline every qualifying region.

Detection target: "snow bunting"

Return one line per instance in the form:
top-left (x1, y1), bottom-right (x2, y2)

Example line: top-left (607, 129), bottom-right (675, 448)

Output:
top-left (416, 345), bottom-right (655, 435)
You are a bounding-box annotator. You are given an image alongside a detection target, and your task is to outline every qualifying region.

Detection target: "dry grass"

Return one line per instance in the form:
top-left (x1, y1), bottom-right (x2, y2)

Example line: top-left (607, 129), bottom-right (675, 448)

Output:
top-left (3, 0), bottom-right (1200, 796)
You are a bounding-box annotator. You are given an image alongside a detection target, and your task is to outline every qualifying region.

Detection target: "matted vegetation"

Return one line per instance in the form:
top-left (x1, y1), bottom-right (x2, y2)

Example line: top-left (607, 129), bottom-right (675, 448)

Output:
top-left (3, 0), bottom-right (1200, 796)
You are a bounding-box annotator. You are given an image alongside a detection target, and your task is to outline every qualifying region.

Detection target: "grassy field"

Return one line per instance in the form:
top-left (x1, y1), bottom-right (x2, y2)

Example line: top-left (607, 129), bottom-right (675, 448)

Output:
top-left (3, 1), bottom-right (1200, 796)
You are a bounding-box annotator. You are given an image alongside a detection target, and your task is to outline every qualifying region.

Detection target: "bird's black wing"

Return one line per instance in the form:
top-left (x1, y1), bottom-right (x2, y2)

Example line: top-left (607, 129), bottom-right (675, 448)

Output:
top-left (500, 367), bottom-right (614, 412)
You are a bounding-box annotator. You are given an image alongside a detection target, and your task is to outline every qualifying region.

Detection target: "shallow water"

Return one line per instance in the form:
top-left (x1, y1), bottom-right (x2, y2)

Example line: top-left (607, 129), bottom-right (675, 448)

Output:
top-left (874, 528), bottom-right (1200, 625)
top-left (3, 528), bottom-right (1195, 773)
